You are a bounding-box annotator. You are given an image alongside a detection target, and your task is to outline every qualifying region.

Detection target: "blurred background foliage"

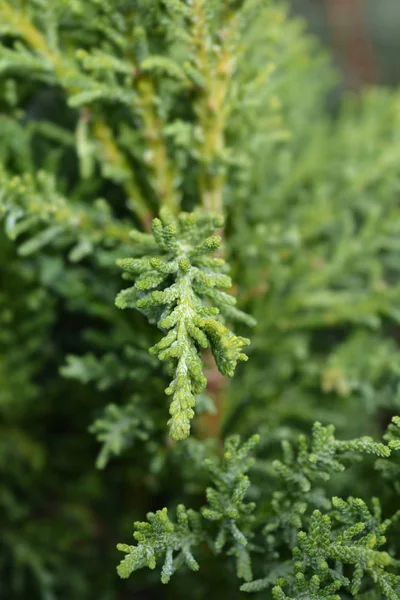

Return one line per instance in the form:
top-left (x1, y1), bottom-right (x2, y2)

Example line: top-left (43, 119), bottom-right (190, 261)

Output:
top-left (291, 0), bottom-right (400, 88)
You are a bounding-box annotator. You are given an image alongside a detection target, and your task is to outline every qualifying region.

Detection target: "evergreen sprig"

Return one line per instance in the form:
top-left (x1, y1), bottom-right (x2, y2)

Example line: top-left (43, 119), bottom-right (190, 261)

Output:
top-left (272, 571), bottom-right (343, 600)
top-left (383, 416), bottom-right (400, 450)
top-left (278, 498), bottom-right (400, 600)
top-left (117, 434), bottom-right (259, 582)
top-left (375, 416), bottom-right (400, 492)
top-left (89, 402), bottom-right (152, 470)
top-left (116, 210), bottom-right (254, 440)
top-left (244, 496), bottom-right (400, 599)
top-left (117, 505), bottom-right (202, 583)
top-left (202, 434), bottom-right (260, 581)
top-left (264, 422), bottom-right (390, 545)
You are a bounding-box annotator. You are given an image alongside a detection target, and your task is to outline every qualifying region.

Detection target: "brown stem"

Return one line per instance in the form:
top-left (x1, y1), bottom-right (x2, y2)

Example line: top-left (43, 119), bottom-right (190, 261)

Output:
top-left (326, 0), bottom-right (379, 88)
top-left (198, 350), bottom-right (228, 441)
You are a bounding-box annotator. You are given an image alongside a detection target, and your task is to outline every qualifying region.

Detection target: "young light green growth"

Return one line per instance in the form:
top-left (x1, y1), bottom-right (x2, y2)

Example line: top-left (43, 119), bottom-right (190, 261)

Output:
top-left (116, 210), bottom-right (255, 440)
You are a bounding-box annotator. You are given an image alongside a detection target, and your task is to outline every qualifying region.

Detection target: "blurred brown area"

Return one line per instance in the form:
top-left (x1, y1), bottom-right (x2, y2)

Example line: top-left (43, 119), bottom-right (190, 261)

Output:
top-left (290, 0), bottom-right (400, 88)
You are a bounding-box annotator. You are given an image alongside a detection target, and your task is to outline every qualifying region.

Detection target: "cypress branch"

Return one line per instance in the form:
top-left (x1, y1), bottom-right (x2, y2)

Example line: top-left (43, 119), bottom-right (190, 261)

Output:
top-left (116, 210), bottom-right (254, 440)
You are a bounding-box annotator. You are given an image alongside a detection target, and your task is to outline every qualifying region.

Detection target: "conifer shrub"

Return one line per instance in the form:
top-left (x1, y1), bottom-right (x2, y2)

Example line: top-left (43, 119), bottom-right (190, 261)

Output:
top-left (1, 1), bottom-right (400, 599)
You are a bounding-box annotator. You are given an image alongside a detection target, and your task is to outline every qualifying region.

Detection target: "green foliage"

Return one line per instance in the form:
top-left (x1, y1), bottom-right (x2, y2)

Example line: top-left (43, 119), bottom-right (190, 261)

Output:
top-left (117, 434), bottom-right (259, 583)
top-left (116, 424), bottom-right (400, 595)
top-left (268, 497), bottom-right (400, 600)
top-left (117, 505), bottom-right (202, 583)
top-left (116, 210), bottom-right (254, 439)
top-left (89, 401), bottom-right (152, 469)
top-left (382, 416), bottom-right (400, 451)
top-left (262, 422), bottom-right (390, 547)
top-left (272, 575), bottom-right (342, 600)
top-left (375, 416), bottom-right (400, 493)
top-left (201, 434), bottom-right (259, 581)
top-left (1, 0), bottom-right (400, 599)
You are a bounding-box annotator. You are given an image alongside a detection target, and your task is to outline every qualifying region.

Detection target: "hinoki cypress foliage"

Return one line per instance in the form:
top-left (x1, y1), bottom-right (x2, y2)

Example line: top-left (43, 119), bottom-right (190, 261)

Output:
top-left (1, 1), bottom-right (400, 599)
top-left (116, 210), bottom-right (254, 440)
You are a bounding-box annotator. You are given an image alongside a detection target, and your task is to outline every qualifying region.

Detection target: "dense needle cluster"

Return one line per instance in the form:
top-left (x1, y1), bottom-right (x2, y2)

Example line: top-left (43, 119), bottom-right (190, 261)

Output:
top-left (116, 211), bottom-right (254, 439)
